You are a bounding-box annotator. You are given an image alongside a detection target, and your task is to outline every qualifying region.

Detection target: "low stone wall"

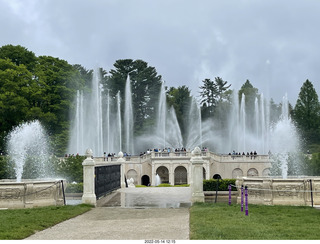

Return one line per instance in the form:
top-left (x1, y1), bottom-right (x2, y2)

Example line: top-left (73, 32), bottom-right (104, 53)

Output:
top-left (204, 191), bottom-right (238, 204)
top-left (236, 177), bottom-right (320, 206)
top-left (0, 180), bottom-right (65, 209)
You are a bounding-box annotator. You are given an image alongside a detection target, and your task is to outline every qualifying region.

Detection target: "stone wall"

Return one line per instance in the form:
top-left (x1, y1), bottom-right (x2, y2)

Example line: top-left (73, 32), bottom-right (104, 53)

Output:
top-left (0, 180), bottom-right (65, 209)
top-left (236, 177), bottom-right (320, 206)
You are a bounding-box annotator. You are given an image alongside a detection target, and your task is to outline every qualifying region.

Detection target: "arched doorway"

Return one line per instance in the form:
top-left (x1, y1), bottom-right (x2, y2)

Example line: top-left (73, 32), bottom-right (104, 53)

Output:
top-left (141, 175), bottom-right (150, 186)
top-left (174, 166), bottom-right (187, 185)
top-left (156, 166), bottom-right (169, 184)
top-left (213, 174), bottom-right (222, 179)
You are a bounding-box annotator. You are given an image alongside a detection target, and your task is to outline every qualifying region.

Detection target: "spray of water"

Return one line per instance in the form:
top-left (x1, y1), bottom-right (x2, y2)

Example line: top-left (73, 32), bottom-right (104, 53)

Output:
top-left (6, 120), bottom-right (50, 182)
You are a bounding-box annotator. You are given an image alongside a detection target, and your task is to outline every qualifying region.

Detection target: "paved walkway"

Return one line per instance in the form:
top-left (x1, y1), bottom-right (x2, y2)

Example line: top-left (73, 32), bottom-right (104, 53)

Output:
top-left (25, 187), bottom-right (191, 240)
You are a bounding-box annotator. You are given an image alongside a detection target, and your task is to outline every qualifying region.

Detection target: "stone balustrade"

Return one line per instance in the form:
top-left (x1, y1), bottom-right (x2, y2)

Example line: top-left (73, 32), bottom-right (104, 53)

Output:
top-left (236, 177), bottom-right (320, 206)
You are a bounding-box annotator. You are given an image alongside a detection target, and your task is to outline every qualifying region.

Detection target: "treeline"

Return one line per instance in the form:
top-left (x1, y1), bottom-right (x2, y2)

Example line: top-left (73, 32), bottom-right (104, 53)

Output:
top-left (1, 44), bottom-right (320, 157)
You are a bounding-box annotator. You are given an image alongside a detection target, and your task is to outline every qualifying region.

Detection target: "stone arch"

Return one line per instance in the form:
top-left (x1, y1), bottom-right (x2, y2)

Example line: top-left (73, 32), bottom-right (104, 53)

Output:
top-left (262, 168), bottom-right (271, 176)
top-left (174, 166), bottom-right (187, 185)
top-left (232, 168), bottom-right (243, 178)
top-left (213, 174), bottom-right (222, 179)
top-left (127, 169), bottom-right (138, 184)
top-left (156, 166), bottom-right (169, 184)
top-left (141, 175), bottom-right (150, 186)
top-left (247, 168), bottom-right (258, 177)
top-left (203, 167), bottom-right (206, 180)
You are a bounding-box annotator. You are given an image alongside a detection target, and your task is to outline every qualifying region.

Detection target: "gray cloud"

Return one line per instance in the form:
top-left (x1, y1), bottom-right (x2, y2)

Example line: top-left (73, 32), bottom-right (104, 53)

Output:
top-left (1, 0), bottom-right (319, 104)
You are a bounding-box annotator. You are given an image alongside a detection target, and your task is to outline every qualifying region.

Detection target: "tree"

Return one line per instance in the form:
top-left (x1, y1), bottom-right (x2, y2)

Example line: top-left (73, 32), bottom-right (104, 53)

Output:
top-left (0, 58), bottom-right (35, 151)
top-left (199, 77), bottom-right (231, 118)
top-left (292, 79), bottom-right (320, 145)
top-left (0, 44), bottom-right (38, 72)
top-left (105, 59), bottom-right (162, 135)
top-left (167, 85), bottom-right (192, 139)
top-left (199, 78), bottom-right (217, 108)
top-left (33, 56), bottom-right (86, 154)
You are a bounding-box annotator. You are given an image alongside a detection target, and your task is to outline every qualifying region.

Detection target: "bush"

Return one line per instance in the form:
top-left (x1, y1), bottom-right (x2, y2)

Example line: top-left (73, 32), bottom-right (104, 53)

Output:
top-left (65, 182), bottom-right (83, 193)
top-left (203, 179), bottom-right (237, 191)
top-left (53, 155), bottom-right (85, 182)
top-left (0, 156), bottom-right (15, 179)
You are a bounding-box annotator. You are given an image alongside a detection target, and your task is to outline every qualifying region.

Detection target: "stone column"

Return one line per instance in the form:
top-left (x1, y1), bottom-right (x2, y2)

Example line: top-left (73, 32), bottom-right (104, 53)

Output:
top-left (117, 152), bottom-right (127, 188)
top-left (169, 163), bottom-right (174, 186)
top-left (151, 162), bottom-right (155, 186)
top-left (82, 149), bottom-right (96, 206)
top-left (190, 147), bottom-right (205, 203)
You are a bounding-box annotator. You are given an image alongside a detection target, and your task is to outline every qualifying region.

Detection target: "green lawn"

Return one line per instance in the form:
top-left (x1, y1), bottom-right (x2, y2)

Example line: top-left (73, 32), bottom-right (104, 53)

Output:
top-left (190, 202), bottom-right (320, 240)
top-left (0, 204), bottom-right (93, 240)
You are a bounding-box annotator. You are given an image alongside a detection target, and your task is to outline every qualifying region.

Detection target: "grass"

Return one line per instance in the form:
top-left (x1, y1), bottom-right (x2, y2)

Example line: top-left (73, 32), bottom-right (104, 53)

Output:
top-left (0, 204), bottom-right (93, 240)
top-left (190, 202), bottom-right (320, 240)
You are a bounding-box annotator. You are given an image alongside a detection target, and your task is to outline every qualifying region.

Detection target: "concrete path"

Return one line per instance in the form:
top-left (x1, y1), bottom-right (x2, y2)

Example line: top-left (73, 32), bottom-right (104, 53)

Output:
top-left (25, 187), bottom-right (191, 240)
top-left (25, 207), bottom-right (189, 240)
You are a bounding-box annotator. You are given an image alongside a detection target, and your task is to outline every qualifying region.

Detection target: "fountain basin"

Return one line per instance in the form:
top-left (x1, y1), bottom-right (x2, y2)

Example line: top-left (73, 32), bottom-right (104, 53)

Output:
top-left (236, 177), bottom-right (320, 206)
top-left (0, 179), bottom-right (65, 209)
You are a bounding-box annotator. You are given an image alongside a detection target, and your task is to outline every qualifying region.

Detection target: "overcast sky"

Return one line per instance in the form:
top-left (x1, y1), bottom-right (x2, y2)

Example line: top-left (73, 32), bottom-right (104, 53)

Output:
top-left (1, 0), bottom-right (319, 104)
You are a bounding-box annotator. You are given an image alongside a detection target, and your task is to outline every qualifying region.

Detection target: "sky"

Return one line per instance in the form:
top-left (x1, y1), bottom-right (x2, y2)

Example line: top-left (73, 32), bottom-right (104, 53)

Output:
top-left (1, 0), bottom-right (320, 104)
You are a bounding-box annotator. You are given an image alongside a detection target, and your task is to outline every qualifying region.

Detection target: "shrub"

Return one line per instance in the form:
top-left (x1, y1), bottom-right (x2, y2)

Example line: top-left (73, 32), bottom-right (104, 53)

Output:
top-left (203, 179), bottom-right (237, 191)
top-left (65, 182), bottom-right (83, 193)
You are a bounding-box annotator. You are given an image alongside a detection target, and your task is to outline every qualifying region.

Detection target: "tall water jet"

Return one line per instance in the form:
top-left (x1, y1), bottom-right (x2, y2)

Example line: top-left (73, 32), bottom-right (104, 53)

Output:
top-left (105, 90), bottom-right (111, 153)
top-left (157, 82), bottom-right (167, 149)
top-left (270, 93), bottom-right (300, 178)
top-left (185, 97), bottom-right (202, 150)
top-left (117, 91), bottom-right (122, 152)
top-left (6, 120), bottom-right (50, 182)
top-left (124, 75), bottom-right (134, 154)
top-left (92, 70), bottom-right (104, 156)
top-left (75, 90), bottom-right (84, 153)
top-left (239, 93), bottom-right (246, 153)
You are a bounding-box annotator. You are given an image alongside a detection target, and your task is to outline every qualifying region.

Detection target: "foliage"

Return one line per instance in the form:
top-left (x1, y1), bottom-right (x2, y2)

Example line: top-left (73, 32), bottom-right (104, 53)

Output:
top-left (203, 179), bottom-right (236, 191)
top-left (190, 202), bottom-right (320, 240)
top-left (53, 155), bottom-right (85, 182)
top-left (105, 59), bottom-right (162, 136)
top-left (65, 182), bottom-right (83, 193)
top-left (0, 156), bottom-right (15, 179)
top-left (0, 204), bottom-right (93, 240)
top-left (167, 85), bottom-right (192, 140)
top-left (0, 45), bottom-right (87, 155)
top-left (308, 152), bottom-right (320, 176)
top-left (199, 77), bottom-right (231, 118)
top-left (292, 79), bottom-right (320, 146)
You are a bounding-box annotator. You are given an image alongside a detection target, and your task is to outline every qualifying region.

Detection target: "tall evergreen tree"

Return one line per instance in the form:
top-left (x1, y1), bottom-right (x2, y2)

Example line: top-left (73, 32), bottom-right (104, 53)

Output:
top-left (292, 79), bottom-right (320, 145)
top-left (105, 59), bottom-right (162, 135)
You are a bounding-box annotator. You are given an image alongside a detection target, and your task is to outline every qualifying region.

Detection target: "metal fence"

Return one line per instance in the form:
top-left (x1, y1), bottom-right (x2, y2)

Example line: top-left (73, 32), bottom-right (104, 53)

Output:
top-left (95, 164), bottom-right (121, 199)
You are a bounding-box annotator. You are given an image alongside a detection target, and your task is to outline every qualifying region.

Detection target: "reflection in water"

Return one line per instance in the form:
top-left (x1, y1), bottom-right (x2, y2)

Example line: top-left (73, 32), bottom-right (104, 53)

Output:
top-left (102, 187), bottom-right (191, 208)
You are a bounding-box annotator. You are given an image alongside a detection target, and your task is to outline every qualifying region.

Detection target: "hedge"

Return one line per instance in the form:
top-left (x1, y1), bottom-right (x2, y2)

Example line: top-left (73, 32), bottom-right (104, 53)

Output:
top-left (203, 179), bottom-right (237, 191)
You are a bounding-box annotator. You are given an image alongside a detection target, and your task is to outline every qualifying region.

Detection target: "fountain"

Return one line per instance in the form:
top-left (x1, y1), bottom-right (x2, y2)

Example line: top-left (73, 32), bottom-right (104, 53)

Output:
top-left (155, 174), bottom-right (161, 186)
top-left (68, 68), bottom-right (301, 176)
top-left (269, 93), bottom-right (301, 178)
top-left (124, 75), bottom-right (134, 155)
top-left (6, 120), bottom-right (51, 182)
top-left (1, 120), bottom-right (65, 209)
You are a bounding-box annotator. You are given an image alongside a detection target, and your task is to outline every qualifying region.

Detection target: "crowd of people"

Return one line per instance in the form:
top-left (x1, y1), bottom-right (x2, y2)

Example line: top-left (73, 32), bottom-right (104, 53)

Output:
top-left (228, 150), bottom-right (258, 159)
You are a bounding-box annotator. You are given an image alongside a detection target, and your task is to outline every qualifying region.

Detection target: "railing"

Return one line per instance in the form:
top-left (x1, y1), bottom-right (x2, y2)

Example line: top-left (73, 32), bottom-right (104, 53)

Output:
top-left (95, 164), bottom-right (121, 199)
